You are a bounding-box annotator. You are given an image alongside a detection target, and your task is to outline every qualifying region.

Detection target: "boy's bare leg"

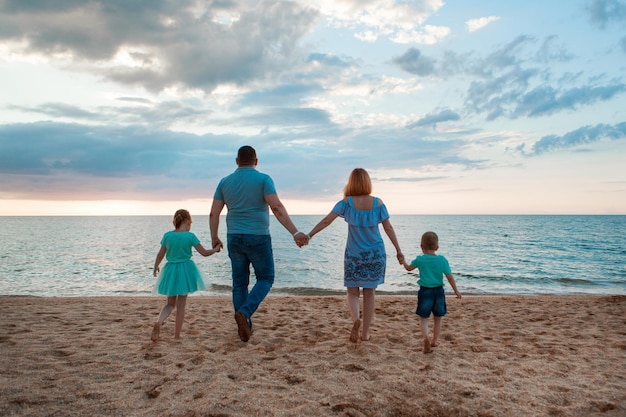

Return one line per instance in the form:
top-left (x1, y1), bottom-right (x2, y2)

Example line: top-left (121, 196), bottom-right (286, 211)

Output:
top-left (174, 295), bottom-right (187, 339)
top-left (431, 316), bottom-right (443, 347)
top-left (420, 317), bottom-right (432, 353)
top-left (361, 288), bottom-right (375, 341)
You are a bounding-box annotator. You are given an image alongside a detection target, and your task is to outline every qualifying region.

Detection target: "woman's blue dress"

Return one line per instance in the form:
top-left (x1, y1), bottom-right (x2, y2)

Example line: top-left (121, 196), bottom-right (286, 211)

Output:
top-left (332, 196), bottom-right (390, 288)
top-left (153, 231), bottom-right (206, 296)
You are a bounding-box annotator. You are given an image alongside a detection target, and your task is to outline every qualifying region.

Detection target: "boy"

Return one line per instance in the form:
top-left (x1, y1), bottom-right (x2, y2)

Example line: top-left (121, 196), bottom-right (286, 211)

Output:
top-left (401, 231), bottom-right (461, 353)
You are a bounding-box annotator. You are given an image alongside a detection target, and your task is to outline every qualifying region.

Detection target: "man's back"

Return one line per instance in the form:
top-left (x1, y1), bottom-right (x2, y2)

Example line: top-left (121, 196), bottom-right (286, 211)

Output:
top-left (214, 166), bottom-right (276, 235)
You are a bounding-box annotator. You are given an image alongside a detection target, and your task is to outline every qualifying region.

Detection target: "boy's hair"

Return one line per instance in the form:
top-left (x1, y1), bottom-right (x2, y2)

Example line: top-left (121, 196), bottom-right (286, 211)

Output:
top-left (344, 168), bottom-right (372, 197)
top-left (173, 209), bottom-right (191, 228)
top-left (237, 145), bottom-right (257, 165)
top-left (421, 231), bottom-right (439, 251)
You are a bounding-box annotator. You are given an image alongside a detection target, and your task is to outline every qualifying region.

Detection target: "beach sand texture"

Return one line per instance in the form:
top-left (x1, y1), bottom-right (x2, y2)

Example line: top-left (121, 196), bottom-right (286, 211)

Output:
top-left (1, 295), bottom-right (624, 417)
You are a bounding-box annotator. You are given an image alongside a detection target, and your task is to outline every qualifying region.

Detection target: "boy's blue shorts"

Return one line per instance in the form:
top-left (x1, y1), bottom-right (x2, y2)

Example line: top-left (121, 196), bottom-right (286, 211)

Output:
top-left (416, 286), bottom-right (447, 318)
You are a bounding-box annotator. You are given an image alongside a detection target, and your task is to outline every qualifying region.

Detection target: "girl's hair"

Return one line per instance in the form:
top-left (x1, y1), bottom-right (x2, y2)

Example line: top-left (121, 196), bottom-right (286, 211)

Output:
top-left (173, 209), bottom-right (191, 228)
top-left (421, 231), bottom-right (439, 251)
top-left (343, 168), bottom-right (372, 197)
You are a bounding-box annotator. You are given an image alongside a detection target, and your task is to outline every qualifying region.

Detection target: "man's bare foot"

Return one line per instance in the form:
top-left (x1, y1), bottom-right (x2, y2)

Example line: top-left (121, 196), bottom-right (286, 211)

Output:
top-left (151, 323), bottom-right (160, 342)
top-left (423, 338), bottom-right (432, 354)
top-left (350, 319), bottom-right (361, 343)
top-left (361, 334), bottom-right (371, 341)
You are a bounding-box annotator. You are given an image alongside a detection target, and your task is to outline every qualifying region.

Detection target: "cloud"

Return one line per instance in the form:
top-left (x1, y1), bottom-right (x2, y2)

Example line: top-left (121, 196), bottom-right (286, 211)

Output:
top-left (0, 119), bottom-right (476, 200)
top-left (520, 122), bottom-right (626, 155)
top-left (391, 47), bottom-right (436, 76)
top-left (0, 0), bottom-right (319, 92)
top-left (514, 84), bottom-right (626, 118)
top-left (316, 0), bottom-right (447, 44)
top-left (407, 109), bottom-right (460, 128)
top-left (466, 16), bottom-right (500, 32)
top-left (463, 35), bottom-right (626, 120)
top-left (586, 0), bottom-right (626, 29)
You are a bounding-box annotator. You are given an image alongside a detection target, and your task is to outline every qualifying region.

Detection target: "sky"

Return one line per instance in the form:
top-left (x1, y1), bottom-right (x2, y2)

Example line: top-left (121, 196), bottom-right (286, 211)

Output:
top-left (1, 0), bottom-right (625, 216)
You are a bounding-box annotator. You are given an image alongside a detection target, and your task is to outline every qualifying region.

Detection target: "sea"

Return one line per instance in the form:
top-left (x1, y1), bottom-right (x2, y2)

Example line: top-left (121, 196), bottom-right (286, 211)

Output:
top-left (0, 215), bottom-right (624, 297)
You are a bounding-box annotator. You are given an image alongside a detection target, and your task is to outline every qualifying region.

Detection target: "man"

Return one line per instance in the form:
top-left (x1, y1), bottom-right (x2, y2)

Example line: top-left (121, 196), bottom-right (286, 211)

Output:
top-left (210, 146), bottom-right (308, 342)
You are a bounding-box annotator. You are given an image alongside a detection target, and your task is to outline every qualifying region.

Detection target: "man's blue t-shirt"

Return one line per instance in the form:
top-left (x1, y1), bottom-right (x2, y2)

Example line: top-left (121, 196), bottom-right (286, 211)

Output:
top-left (213, 167), bottom-right (277, 235)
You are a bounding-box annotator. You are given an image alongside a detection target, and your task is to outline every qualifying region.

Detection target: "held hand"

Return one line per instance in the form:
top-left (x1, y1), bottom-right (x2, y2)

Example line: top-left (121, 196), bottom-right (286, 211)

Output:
top-left (212, 237), bottom-right (224, 251)
top-left (212, 241), bottom-right (223, 253)
top-left (396, 253), bottom-right (405, 264)
top-left (455, 290), bottom-right (462, 300)
top-left (293, 232), bottom-right (309, 248)
top-left (153, 267), bottom-right (159, 277)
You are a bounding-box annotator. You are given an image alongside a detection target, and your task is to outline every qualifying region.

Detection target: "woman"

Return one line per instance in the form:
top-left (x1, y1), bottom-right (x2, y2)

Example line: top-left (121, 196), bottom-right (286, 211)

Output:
top-left (307, 168), bottom-right (403, 342)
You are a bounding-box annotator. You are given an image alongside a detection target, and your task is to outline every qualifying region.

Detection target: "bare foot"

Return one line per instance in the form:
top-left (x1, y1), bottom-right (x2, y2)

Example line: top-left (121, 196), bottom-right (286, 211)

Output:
top-left (423, 338), bottom-right (432, 354)
top-left (350, 319), bottom-right (361, 343)
top-left (151, 323), bottom-right (160, 342)
top-left (361, 335), bottom-right (371, 342)
top-left (430, 339), bottom-right (438, 347)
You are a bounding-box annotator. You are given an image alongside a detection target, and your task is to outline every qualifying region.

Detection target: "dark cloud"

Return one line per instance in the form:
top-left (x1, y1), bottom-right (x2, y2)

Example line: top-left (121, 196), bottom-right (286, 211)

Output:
top-left (0, 0), bottom-right (319, 92)
top-left (463, 34), bottom-right (626, 120)
top-left (0, 120), bottom-right (476, 200)
top-left (407, 109), bottom-right (460, 128)
top-left (586, 0), bottom-right (626, 29)
top-left (392, 47), bottom-right (436, 76)
top-left (0, 122), bottom-right (227, 177)
top-left (248, 107), bottom-right (332, 126)
top-left (513, 83), bottom-right (626, 118)
top-left (10, 103), bottom-right (102, 121)
top-left (520, 122), bottom-right (626, 155)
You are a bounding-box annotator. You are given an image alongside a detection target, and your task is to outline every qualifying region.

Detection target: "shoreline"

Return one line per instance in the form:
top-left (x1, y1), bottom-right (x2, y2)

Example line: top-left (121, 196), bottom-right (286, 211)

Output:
top-left (2, 295), bottom-right (625, 416)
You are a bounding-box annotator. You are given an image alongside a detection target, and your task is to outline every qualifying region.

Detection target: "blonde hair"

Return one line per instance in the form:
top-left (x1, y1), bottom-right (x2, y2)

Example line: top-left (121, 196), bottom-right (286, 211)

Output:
top-left (173, 209), bottom-right (191, 228)
top-left (343, 168), bottom-right (372, 197)
top-left (421, 231), bottom-right (439, 251)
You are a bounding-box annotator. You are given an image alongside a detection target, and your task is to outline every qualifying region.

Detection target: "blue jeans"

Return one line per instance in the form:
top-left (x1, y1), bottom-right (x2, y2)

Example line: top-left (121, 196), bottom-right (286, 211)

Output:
top-left (227, 234), bottom-right (275, 319)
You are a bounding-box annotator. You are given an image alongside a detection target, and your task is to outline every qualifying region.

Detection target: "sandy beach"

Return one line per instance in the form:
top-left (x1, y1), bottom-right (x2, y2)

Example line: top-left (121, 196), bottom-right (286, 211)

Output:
top-left (1, 295), bottom-right (624, 417)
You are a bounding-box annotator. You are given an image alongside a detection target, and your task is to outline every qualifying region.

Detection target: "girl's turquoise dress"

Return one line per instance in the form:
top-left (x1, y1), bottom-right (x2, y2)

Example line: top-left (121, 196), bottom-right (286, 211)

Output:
top-left (332, 196), bottom-right (390, 288)
top-left (154, 231), bottom-right (206, 296)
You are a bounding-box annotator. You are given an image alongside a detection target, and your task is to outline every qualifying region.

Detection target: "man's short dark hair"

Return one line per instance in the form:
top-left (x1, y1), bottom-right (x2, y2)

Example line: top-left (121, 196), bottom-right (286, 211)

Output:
top-left (237, 146), bottom-right (257, 165)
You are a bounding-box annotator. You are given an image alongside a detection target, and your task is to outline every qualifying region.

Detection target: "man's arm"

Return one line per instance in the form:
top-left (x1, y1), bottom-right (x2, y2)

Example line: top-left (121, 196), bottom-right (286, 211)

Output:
top-left (209, 199), bottom-right (225, 249)
top-left (265, 193), bottom-right (305, 242)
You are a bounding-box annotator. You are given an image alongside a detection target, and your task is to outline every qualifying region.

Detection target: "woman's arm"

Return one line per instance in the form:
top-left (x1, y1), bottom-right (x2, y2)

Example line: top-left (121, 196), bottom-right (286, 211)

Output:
top-left (382, 218), bottom-right (404, 262)
top-left (308, 212), bottom-right (339, 239)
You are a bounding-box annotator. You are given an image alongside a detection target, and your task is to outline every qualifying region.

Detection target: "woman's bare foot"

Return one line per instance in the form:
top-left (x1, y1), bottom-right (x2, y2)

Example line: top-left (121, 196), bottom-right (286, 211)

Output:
top-left (151, 323), bottom-right (160, 342)
top-left (430, 339), bottom-right (438, 347)
top-left (350, 319), bottom-right (361, 343)
top-left (423, 338), bottom-right (432, 354)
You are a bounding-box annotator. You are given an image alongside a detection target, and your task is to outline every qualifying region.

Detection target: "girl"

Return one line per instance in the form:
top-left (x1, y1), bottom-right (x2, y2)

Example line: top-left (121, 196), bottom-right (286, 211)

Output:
top-left (307, 168), bottom-right (404, 343)
top-left (151, 209), bottom-right (221, 342)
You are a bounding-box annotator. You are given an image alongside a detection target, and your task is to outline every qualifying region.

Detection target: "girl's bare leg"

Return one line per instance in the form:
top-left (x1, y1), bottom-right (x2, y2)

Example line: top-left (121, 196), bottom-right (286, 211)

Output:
top-left (347, 287), bottom-right (361, 342)
top-left (431, 316), bottom-right (443, 347)
top-left (174, 295), bottom-right (187, 339)
top-left (420, 317), bottom-right (432, 353)
top-left (152, 296), bottom-right (176, 342)
top-left (361, 288), bottom-right (375, 341)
